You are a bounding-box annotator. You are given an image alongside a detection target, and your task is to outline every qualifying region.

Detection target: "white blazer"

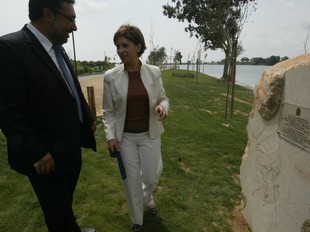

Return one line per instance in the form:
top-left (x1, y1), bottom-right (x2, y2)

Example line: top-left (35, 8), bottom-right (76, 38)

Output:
top-left (103, 62), bottom-right (169, 142)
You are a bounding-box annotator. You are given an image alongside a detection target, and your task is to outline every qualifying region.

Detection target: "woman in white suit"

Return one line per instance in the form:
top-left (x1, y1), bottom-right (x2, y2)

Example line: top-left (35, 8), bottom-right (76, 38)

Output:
top-left (102, 24), bottom-right (169, 231)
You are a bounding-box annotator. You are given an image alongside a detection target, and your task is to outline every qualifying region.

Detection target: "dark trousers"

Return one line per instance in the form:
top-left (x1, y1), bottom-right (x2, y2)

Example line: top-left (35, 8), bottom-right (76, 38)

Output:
top-left (28, 167), bottom-right (81, 232)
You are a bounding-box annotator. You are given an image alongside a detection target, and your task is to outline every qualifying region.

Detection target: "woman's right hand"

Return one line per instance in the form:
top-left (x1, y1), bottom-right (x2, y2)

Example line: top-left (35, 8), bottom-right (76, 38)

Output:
top-left (107, 139), bottom-right (119, 153)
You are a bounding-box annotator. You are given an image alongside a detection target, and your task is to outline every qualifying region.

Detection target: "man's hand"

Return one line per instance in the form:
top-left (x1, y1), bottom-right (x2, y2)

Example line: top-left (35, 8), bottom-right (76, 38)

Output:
top-left (33, 153), bottom-right (55, 175)
top-left (91, 121), bottom-right (97, 133)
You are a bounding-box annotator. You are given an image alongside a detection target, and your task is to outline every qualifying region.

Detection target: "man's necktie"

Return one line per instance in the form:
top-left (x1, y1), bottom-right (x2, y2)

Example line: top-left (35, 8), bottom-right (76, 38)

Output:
top-left (53, 45), bottom-right (83, 122)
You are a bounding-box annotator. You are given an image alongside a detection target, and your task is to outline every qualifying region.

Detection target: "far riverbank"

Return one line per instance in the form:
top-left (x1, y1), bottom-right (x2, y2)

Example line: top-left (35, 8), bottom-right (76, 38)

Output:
top-left (179, 64), bottom-right (269, 89)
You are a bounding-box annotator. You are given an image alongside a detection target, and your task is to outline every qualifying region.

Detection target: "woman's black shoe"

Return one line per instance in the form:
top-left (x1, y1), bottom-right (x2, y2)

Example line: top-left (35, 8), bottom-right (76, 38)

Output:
top-left (131, 224), bottom-right (142, 231)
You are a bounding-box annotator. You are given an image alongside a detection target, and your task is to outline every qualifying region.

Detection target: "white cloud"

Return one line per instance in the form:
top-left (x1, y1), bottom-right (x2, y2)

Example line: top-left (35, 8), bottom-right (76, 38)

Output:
top-left (75, 0), bottom-right (110, 14)
top-left (1, 0), bottom-right (310, 62)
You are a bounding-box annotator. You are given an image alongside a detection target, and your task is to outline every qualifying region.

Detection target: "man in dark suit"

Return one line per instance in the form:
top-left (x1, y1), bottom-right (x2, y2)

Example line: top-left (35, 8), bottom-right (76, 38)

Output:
top-left (0, 0), bottom-right (97, 231)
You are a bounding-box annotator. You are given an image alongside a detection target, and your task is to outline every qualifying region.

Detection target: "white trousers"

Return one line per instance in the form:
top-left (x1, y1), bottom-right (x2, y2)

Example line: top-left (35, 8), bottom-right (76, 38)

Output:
top-left (119, 132), bottom-right (163, 225)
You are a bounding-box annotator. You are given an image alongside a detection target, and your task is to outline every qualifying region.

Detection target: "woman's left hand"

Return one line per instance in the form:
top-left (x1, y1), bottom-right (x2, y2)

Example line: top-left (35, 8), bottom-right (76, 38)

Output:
top-left (155, 105), bottom-right (167, 121)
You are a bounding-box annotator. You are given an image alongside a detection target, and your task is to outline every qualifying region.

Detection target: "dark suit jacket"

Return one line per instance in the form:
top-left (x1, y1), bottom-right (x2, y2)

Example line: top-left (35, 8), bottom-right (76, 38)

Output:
top-left (0, 25), bottom-right (96, 175)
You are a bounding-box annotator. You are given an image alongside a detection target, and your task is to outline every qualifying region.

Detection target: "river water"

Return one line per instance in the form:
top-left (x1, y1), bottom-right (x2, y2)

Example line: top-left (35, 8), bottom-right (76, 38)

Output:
top-left (79, 64), bottom-right (269, 90)
top-left (179, 64), bottom-right (269, 90)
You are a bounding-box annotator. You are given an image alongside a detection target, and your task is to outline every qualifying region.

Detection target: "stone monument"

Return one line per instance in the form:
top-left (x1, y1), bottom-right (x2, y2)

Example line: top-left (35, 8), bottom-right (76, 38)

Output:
top-left (240, 53), bottom-right (310, 232)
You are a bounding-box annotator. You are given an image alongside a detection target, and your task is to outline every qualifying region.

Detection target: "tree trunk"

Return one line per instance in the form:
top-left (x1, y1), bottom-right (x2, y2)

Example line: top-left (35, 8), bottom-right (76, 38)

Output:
top-left (221, 51), bottom-right (230, 81)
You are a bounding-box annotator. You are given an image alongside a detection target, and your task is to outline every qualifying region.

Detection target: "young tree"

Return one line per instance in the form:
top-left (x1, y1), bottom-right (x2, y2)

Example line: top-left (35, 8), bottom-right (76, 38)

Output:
top-left (147, 47), bottom-right (167, 66)
top-left (163, 0), bottom-right (257, 80)
top-left (240, 57), bottom-right (250, 63)
top-left (173, 50), bottom-right (183, 65)
top-left (304, 25), bottom-right (310, 54)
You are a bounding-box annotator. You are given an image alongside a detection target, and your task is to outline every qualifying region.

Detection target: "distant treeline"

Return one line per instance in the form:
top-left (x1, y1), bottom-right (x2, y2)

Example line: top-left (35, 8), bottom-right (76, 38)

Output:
top-left (70, 59), bottom-right (114, 76)
top-left (71, 55), bottom-right (290, 76)
top-left (208, 55), bottom-right (290, 66)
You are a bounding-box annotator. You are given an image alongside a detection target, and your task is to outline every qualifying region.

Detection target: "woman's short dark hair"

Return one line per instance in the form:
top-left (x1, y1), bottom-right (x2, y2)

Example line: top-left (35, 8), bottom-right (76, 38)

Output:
top-left (28, 0), bottom-right (75, 21)
top-left (113, 24), bottom-right (147, 57)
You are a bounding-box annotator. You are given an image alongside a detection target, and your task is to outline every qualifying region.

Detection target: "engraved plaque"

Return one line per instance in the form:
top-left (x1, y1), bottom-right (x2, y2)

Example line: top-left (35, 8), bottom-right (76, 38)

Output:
top-left (278, 103), bottom-right (310, 152)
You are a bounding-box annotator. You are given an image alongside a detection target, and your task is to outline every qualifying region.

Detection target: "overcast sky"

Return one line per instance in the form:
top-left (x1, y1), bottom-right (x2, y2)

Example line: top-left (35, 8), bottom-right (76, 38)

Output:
top-left (1, 0), bottom-right (309, 63)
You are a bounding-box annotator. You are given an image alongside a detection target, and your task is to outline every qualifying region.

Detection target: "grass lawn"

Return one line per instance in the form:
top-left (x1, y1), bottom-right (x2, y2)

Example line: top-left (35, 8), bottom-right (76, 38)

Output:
top-left (0, 69), bottom-right (254, 231)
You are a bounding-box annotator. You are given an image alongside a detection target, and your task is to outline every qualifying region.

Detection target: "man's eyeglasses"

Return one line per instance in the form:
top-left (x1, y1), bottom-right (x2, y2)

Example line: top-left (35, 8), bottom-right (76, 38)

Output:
top-left (55, 11), bottom-right (76, 23)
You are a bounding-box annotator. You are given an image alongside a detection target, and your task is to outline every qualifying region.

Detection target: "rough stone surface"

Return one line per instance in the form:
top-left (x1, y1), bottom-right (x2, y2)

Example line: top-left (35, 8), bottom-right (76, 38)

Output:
top-left (240, 54), bottom-right (310, 232)
top-left (301, 219), bottom-right (310, 232)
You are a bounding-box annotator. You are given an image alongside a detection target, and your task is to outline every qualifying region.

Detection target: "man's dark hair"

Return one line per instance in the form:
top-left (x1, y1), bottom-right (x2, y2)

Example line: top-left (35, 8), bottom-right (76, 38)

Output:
top-left (28, 0), bottom-right (75, 21)
top-left (113, 24), bottom-right (147, 57)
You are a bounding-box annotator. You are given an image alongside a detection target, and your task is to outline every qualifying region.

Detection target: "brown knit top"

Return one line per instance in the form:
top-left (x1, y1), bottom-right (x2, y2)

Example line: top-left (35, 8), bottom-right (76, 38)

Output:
top-left (124, 71), bottom-right (149, 133)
